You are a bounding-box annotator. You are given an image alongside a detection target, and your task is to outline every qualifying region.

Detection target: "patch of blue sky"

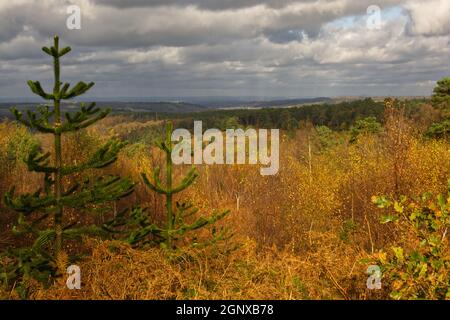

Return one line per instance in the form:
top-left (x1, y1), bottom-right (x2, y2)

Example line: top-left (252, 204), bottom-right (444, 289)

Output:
top-left (325, 5), bottom-right (407, 30)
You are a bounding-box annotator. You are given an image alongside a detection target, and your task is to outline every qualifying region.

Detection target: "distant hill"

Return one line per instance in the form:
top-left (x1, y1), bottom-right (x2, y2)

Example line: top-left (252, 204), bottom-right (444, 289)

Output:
top-left (215, 97), bottom-right (332, 109)
top-left (0, 101), bottom-right (208, 118)
top-left (0, 96), bottom-right (428, 119)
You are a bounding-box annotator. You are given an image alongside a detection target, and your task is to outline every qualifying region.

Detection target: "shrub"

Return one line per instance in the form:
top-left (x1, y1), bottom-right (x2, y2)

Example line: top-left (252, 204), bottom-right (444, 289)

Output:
top-left (370, 182), bottom-right (450, 299)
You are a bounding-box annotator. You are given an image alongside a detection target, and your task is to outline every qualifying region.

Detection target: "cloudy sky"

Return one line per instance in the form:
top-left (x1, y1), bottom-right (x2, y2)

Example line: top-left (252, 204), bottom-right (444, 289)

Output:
top-left (0, 0), bottom-right (449, 100)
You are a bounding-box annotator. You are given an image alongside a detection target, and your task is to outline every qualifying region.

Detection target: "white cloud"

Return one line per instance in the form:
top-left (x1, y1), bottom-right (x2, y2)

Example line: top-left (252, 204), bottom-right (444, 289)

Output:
top-left (0, 0), bottom-right (448, 98)
top-left (405, 0), bottom-right (450, 36)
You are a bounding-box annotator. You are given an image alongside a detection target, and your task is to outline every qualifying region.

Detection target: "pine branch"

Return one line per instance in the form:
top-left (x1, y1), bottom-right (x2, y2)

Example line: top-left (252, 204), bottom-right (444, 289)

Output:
top-left (141, 169), bottom-right (168, 194)
top-left (61, 103), bottom-right (110, 132)
top-left (102, 208), bottom-right (130, 230)
top-left (10, 107), bottom-right (32, 127)
top-left (60, 175), bottom-right (134, 208)
top-left (10, 108), bottom-right (55, 133)
top-left (25, 146), bottom-right (56, 173)
top-left (126, 224), bottom-right (163, 246)
top-left (11, 209), bottom-right (51, 238)
top-left (60, 139), bottom-right (127, 175)
top-left (61, 81), bottom-right (95, 100)
top-left (170, 209), bottom-right (230, 237)
top-left (175, 201), bottom-right (199, 224)
top-left (191, 226), bottom-right (234, 249)
top-left (33, 230), bottom-right (56, 251)
top-left (172, 166), bottom-right (199, 194)
top-left (12, 213), bottom-right (39, 236)
top-left (155, 139), bottom-right (172, 153)
top-left (4, 187), bottom-right (56, 214)
top-left (27, 80), bottom-right (54, 100)
top-left (62, 225), bottom-right (106, 239)
top-left (25, 139), bottom-right (126, 176)
top-left (141, 166), bottom-right (198, 195)
top-left (42, 45), bottom-right (71, 58)
top-left (36, 105), bottom-right (55, 126)
top-left (26, 109), bottom-right (57, 133)
top-left (102, 207), bottom-right (164, 246)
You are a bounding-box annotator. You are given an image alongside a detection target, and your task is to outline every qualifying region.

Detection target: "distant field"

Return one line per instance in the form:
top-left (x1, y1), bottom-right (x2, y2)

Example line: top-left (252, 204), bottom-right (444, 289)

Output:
top-left (0, 98), bottom-right (333, 117)
top-left (1, 96), bottom-right (429, 120)
top-left (0, 101), bottom-right (209, 119)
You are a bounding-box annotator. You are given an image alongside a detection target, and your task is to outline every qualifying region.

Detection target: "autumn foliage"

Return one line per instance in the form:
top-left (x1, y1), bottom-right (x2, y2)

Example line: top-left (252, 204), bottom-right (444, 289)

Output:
top-left (0, 38), bottom-right (448, 300)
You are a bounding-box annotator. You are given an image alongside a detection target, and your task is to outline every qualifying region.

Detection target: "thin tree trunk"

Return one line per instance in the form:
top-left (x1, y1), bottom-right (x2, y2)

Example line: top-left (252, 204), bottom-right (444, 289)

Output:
top-left (165, 122), bottom-right (173, 248)
top-left (53, 37), bottom-right (63, 255)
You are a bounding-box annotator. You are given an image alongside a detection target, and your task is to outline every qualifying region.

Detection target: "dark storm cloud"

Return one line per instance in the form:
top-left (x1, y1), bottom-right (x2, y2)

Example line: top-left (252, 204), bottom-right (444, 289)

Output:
top-left (0, 5), bottom-right (27, 42)
top-left (2, 0), bottom-right (403, 48)
top-left (91, 0), bottom-right (300, 10)
top-left (0, 0), bottom-right (448, 99)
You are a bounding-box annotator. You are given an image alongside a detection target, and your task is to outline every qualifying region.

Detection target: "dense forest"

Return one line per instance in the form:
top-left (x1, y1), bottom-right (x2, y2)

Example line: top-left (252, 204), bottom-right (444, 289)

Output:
top-left (137, 97), bottom-right (432, 128)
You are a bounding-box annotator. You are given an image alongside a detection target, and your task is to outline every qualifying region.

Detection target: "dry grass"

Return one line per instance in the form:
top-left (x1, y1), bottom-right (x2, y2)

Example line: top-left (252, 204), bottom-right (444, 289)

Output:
top-left (26, 233), bottom-right (370, 300)
top-left (0, 108), bottom-right (449, 300)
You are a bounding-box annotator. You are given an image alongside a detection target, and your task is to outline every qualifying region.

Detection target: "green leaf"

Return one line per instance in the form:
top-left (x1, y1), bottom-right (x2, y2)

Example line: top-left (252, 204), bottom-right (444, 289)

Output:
top-left (381, 214), bottom-right (398, 224)
top-left (372, 196), bottom-right (392, 208)
top-left (390, 291), bottom-right (402, 300)
top-left (418, 263), bottom-right (427, 278)
top-left (410, 251), bottom-right (422, 263)
top-left (392, 247), bottom-right (404, 264)
top-left (394, 201), bottom-right (404, 213)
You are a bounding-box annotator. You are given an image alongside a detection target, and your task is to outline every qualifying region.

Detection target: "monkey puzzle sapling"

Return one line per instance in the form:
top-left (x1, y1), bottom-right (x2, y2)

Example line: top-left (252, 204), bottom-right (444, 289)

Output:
top-left (3, 36), bottom-right (134, 260)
